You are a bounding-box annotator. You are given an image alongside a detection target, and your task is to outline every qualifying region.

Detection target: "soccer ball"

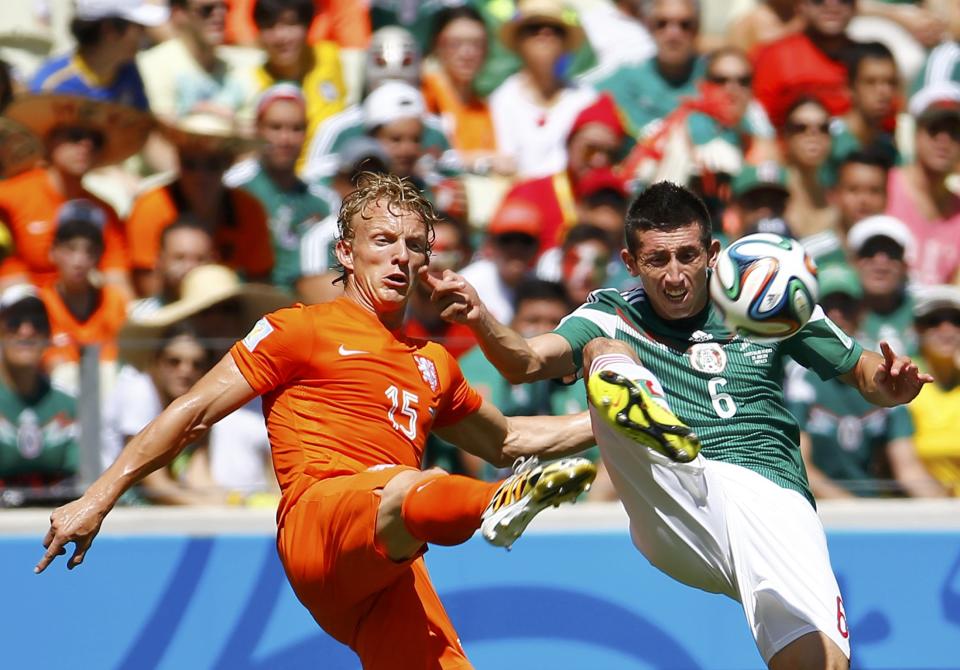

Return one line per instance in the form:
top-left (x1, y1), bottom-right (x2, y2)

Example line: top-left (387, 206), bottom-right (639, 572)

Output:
top-left (709, 233), bottom-right (819, 341)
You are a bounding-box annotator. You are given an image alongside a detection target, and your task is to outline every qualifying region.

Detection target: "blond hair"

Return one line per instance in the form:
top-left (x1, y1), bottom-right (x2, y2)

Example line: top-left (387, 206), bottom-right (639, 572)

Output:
top-left (335, 172), bottom-right (440, 284)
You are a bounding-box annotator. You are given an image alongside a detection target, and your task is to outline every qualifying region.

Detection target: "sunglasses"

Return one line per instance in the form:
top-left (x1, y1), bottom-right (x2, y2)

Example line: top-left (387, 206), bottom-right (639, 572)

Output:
top-left (917, 311), bottom-right (960, 329)
top-left (808, 0), bottom-right (855, 5)
top-left (652, 18), bottom-right (697, 32)
top-left (191, 1), bottom-right (227, 19)
top-left (180, 155), bottom-right (229, 172)
top-left (921, 118), bottom-right (960, 141)
top-left (785, 121), bottom-right (831, 136)
top-left (3, 313), bottom-right (50, 335)
top-left (53, 126), bottom-right (105, 150)
top-left (857, 238), bottom-right (904, 261)
top-left (708, 74), bottom-right (752, 88)
top-left (519, 22), bottom-right (566, 39)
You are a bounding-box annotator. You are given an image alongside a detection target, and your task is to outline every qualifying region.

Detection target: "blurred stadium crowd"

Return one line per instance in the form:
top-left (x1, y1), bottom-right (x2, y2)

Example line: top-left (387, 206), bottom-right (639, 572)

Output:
top-left (0, 0), bottom-right (958, 507)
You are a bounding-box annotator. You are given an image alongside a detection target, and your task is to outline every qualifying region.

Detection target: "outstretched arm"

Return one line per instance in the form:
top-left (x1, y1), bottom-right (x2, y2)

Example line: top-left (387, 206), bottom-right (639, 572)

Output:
top-left (434, 400), bottom-right (595, 467)
top-left (840, 341), bottom-right (934, 407)
top-left (420, 267), bottom-right (577, 383)
top-left (35, 355), bottom-right (258, 573)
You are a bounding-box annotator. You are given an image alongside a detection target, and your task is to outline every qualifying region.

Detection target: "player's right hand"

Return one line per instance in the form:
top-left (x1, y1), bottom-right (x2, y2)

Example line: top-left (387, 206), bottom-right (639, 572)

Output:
top-left (34, 495), bottom-right (109, 574)
top-left (419, 267), bottom-right (484, 325)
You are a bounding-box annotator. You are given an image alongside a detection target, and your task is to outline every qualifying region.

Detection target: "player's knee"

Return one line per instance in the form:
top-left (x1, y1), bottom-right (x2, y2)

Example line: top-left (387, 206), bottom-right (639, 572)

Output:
top-left (376, 469), bottom-right (447, 561)
top-left (583, 338), bottom-right (639, 371)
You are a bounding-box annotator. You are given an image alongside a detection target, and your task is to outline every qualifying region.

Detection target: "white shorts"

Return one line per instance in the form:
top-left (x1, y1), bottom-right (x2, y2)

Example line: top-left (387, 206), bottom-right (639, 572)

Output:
top-left (591, 407), bottom-right (852, 664)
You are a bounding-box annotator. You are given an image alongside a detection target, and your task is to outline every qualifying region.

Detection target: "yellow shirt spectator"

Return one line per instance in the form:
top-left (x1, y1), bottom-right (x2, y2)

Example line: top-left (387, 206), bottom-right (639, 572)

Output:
top-left (910, 381), bottom-right (960, 496)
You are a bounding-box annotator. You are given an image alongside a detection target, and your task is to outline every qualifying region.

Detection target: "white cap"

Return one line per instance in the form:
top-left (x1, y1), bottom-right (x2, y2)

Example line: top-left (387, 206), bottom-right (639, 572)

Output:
top-left (74, 0), bottom-right (170, 27)
top-left (846, 215), bottom-right (915, 256)
top-left (362, 81), bottom-right (424, 130)
top-left (913, 284), bottom-right (960, 318)
top-left (908, 81), bottom-right (960, 119)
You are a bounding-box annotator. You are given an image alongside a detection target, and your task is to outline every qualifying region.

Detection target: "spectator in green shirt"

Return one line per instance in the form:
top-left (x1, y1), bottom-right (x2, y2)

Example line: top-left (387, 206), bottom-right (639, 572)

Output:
top-left (0, 284), bottom-right (78, 506)
top-left (788, 264), bottom-right (941, 498)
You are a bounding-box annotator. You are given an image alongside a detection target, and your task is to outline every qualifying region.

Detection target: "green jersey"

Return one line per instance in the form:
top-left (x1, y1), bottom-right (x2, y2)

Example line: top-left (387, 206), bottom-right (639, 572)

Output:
top-left (0, 378), bottom-right (78, 484)
top-left (233, 162), bottom-right (335, 290)
top-left (595, 57), bottom-right (705, 135)
top-left (554, 287), bottom-right (863, 504)
top-left (787, 368), bottom-right (913, 496)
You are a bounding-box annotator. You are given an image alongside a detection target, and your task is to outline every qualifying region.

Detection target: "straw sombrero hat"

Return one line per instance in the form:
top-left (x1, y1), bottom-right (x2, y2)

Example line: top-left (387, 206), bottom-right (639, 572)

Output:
top-left (0, 117), bottom-right (43, 178)
top-left (500, 0), bottom-right (585, 53)
top-left (119, 264), bottom-right (292, 370)
top-left (4, 94), bottom-right (154, 167)
top-left (159, 113), bottom-right (259, 157)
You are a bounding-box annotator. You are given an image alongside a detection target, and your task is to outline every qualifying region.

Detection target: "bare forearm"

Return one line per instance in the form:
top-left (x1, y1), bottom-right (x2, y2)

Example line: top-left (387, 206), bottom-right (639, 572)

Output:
top-left (471, 307), bottom-right (546, 383)
top-left (503, 412), bottom-right (595, 461)
top-left (87, 396), bottom-right (218, 508)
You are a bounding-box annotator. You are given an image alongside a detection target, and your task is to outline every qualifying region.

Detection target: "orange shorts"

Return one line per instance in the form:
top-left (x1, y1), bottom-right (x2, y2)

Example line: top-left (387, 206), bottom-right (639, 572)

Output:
top-left (277, 465), bottom-right (472, 670)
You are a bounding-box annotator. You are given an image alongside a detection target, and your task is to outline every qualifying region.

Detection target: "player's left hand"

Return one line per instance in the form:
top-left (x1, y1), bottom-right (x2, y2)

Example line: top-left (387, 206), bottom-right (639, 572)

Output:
top-left (873, 340), bottom-right (934, 405)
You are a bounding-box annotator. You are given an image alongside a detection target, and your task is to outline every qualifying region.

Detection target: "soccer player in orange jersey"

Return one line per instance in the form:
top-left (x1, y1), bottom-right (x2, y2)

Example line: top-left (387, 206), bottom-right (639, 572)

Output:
top-left (35, 173), bottom-right (597, 670)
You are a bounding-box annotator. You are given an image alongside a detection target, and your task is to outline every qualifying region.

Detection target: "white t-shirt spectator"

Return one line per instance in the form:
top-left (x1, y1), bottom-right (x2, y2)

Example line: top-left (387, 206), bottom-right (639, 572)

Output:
top-left (101, 366), bottom-right (270, 493)
top-left (489, 74), bottom-right (597, 179)
top-left (459, 258), bottom-right (519, 325)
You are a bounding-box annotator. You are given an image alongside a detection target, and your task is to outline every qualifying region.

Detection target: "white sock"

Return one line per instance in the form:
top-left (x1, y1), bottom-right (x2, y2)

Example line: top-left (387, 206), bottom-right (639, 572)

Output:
top-left (589, 353), bottom-right (671, 412)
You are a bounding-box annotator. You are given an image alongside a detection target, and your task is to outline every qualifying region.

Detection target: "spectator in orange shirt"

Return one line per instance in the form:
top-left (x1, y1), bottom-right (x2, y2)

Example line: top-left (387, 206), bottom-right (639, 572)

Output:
top-left (126, 114), bottom-right (274, 297)
top-left (0, 95), bottom-right (151, 293)
top-left (39, 200), bottom-right (128, 388)
top-left (422, 5), bottom-right (514, 176)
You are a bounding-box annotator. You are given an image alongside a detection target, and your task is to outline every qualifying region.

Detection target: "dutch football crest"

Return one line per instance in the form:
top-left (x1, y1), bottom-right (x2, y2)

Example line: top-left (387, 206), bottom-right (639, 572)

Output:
top-left (414, 355), bottom-right (439, 392)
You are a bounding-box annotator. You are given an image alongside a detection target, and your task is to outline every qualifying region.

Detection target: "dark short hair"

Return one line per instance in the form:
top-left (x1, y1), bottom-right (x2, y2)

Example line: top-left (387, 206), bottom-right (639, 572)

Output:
top-left (159, 216), bottom-right (213, 251)
top-left (562, 223), bottom-right (610, 251)
top-left (624, 181), bottom-right (712, 254)
top-left (837, 146), bottom-right (894, 177)
top-left (846, 41), bottom-right (896, 86)
top-left (69, 17), bottom-right (131, 47)
top-left (253, 0), bottom-right (314, 29)
top-left (53, 219), bottom-right (104, 254)
top-left (429, 5), bottom-right (487, 54)
top-left (513, 278), bottom-right (570, 312)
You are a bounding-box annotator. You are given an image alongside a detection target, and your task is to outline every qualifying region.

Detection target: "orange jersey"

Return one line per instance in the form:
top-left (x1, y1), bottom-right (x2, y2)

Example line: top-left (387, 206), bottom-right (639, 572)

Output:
top-left (230, 297), bottom-right (482, 504)
top-left (126, 181), bottom-right (274, 279)
top-left (422, 70), bottom-right (497, 153)
top-left (39, 284), bottom-right (129, 364)
top-left (0, 167), bottom-right (129, 285)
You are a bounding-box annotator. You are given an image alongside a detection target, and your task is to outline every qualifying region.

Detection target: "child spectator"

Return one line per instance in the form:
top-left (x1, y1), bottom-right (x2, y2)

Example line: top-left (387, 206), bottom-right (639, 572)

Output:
top-left (38, 200), bottom-right (128, 389)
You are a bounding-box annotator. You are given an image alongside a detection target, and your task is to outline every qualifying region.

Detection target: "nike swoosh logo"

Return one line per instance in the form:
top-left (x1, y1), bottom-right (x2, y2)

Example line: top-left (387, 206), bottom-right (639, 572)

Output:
top-left (338, 344), bottom-right (368, 356)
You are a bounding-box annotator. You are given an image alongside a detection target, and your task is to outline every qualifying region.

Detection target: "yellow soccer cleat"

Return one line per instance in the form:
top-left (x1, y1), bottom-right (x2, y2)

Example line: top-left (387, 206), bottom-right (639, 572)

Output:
top-left (481, 456), bottom-right (597, 550)
top-left (587, 369), bottom-right (701, 463)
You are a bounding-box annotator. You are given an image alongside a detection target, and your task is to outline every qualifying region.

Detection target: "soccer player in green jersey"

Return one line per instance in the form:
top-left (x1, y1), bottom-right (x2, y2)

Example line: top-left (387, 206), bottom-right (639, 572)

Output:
top-left (425, 182), bottom-right (933, 670)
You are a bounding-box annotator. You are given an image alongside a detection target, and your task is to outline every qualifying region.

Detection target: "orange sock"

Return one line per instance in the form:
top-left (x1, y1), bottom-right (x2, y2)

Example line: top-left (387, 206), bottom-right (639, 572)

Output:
top-left (401, 474), bottom-right (502, 546)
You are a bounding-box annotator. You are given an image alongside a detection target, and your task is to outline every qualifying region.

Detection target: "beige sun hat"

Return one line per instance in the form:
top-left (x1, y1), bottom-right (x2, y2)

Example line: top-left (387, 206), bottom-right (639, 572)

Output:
top-left (0, 117), bottom-right (44, 178)
top-left (500, 0), bottom-right (585, 53)
top-left (159, 112), bottom-right (259, 157)
top-left (118, 264), bottom-right (292, 370)
top-left (3, 94), bottom-right (154, 167)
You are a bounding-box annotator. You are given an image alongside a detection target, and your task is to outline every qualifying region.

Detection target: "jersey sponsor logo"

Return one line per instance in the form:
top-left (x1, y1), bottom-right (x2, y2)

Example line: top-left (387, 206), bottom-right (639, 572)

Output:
top-left (689, 343), bottom-right (727, 374)
top-left (242, 318), bottom-right (274, 352)
top-left (338, 344), bottom-right (368, 356)
top-left (414, 355), bottom-right (439, 392)
top-left (741, 341), bottom-right (774, 365)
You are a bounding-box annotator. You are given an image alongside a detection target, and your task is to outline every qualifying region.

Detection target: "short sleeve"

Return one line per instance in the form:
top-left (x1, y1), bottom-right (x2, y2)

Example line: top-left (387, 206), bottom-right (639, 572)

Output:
top-left (782, 306), bottom-right (863, 381)
top-left (553, 290), bottom-right (620, 370)
top-left (433, 347), bottom-right (483, 428)
top-left (230, 306), bottom-right (314, 394)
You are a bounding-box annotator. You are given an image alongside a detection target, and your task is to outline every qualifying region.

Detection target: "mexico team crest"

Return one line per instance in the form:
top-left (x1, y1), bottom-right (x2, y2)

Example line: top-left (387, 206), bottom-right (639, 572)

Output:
top-left (414, 355), bottom-right (439, 392)
top-left (689, 343), bottom-right (727, 374)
